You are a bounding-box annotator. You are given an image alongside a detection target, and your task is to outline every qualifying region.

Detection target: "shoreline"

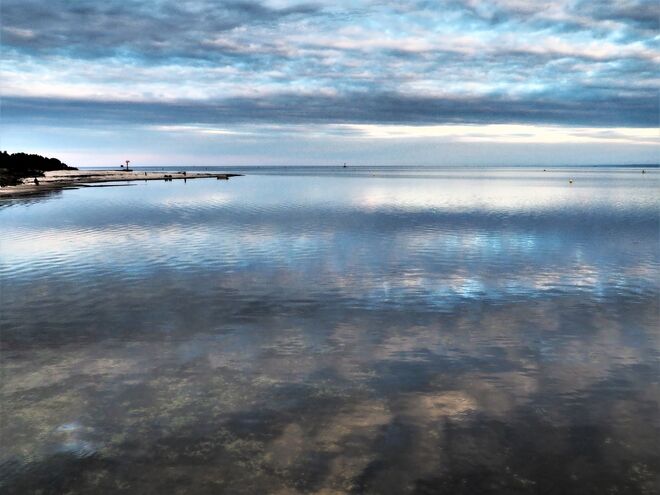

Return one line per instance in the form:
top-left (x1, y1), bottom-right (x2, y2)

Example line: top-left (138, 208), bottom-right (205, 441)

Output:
top-left (0, 169), bottom-right (242, 198)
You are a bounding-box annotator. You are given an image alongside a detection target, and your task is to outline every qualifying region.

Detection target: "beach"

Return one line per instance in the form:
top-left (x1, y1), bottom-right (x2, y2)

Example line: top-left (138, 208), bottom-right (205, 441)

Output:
top-left (0, 169), bottom-right (241, 198)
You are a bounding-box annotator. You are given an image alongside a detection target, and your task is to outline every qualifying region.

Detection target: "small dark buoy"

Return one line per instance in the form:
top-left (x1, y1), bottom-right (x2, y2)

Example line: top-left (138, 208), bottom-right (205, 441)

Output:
top-left (642, 169), bottom-right (646, 174)
top-left (543, 169), bottom-right (546, 172)
top-left (33, 177), bottom-right (39, 185)
top-left (569, 179), bottom-right (573, 184)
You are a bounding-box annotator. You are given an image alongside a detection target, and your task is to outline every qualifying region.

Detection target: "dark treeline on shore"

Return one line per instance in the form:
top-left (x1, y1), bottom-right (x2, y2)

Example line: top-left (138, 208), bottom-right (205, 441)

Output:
top-left (0, 151), bottom-right (76, 186)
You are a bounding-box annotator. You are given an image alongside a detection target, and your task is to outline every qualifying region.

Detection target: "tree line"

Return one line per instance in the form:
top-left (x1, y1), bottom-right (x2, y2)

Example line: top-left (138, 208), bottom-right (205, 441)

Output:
top-left (0, 151), bottom-right (77, 186)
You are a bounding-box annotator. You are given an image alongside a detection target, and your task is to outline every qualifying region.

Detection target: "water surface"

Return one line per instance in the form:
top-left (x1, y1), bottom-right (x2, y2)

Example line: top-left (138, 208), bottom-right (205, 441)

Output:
top-left (1, 167), bottom-right (659, 494)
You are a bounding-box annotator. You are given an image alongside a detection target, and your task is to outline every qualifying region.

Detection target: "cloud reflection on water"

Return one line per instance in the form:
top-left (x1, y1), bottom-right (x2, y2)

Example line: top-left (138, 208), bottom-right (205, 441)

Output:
top-left (1, 169), bottom-right (659, 494)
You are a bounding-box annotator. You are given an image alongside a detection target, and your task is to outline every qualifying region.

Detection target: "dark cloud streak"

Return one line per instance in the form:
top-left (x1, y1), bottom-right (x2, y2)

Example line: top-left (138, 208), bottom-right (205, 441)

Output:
top-left (3, 92), bottom-right (657, 128)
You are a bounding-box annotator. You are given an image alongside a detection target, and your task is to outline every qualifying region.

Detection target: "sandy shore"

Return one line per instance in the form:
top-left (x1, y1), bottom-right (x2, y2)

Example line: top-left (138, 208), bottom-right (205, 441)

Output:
top-left (0, 169), bottom-right (241, 198)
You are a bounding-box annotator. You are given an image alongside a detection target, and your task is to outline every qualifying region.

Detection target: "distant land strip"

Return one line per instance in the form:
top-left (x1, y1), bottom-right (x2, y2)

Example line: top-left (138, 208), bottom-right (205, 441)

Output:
top-left (0, 153), bottom-right (241, 198)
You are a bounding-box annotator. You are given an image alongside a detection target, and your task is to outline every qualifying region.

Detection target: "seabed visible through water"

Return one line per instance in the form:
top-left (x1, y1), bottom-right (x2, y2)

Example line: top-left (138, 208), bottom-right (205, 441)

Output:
top-left (1, 166), bottom-right (659, 494)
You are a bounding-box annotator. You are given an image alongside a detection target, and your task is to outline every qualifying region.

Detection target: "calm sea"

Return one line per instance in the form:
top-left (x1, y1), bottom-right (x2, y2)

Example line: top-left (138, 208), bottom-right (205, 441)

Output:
top-left (1, 167), bottom-right (659, 494)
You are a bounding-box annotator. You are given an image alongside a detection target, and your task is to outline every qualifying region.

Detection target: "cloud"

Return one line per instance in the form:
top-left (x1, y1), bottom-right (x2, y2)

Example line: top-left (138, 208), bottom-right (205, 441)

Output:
top-left (1, 0), bottom-right (323, 58)
top-left (338, 124), bottom-right (659, 144)
top-left (0, 1), bottom-right (658, 161)
top-left (575, 0), bottom-right (660, 31)
top-left (2, 91), bottom-right (657, 127)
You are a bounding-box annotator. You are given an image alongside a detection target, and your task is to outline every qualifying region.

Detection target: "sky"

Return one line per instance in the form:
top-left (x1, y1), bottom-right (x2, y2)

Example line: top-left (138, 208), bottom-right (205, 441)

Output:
top-left (1, 0), bottom-right (658, 167)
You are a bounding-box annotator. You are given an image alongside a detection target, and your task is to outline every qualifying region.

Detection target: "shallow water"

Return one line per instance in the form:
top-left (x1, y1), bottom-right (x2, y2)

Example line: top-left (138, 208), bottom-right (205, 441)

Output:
top-left (1, 167), bottom-right (659, 494)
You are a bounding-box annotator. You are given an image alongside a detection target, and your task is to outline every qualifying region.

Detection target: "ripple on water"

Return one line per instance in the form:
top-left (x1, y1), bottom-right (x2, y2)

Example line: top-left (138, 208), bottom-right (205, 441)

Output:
top-left (1, 169), bottom-right (659, 494)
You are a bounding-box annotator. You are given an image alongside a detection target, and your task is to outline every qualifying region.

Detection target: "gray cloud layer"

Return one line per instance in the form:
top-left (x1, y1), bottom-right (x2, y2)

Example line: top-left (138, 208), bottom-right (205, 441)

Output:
top-left (3, 92), bottom-right (657, 127)
top-left (2, 0), bottom-right (658, 128)
top-left (3, 0), bottom-right (322, 59)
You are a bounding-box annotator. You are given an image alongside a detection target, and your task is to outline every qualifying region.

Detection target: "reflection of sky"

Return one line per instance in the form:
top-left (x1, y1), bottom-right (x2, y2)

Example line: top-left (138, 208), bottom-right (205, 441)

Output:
top-left (2, 169), bottom-right (659, 493)
top-left (2, 170), bottom-right (658, 312)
